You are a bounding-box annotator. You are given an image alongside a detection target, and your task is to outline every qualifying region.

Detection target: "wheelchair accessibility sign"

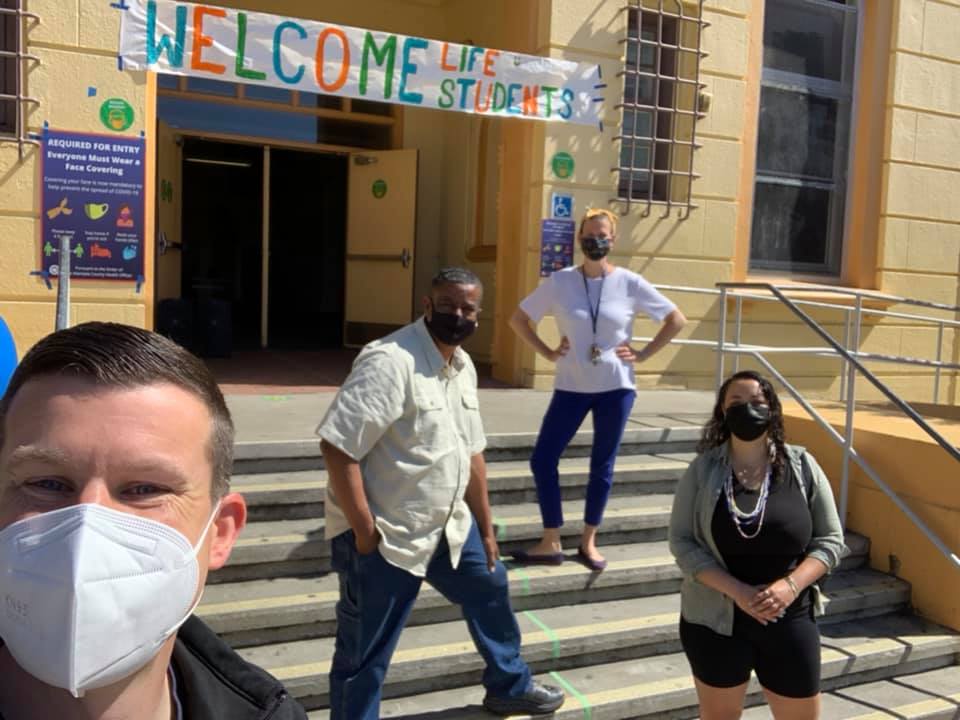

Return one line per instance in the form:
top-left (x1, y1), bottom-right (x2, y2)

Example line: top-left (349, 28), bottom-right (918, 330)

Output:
top-left (551, 193), bottom-right (574, 219)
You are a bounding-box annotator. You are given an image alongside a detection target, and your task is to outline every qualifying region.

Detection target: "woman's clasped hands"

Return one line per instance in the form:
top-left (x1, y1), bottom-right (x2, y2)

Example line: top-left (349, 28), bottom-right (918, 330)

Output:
top-left (732, 578), bottom-right (798, 625)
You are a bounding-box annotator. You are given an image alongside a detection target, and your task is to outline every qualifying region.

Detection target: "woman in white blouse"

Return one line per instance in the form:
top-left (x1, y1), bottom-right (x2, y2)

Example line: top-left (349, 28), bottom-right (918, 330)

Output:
top-left (509, 208), bottom-right (686, 569)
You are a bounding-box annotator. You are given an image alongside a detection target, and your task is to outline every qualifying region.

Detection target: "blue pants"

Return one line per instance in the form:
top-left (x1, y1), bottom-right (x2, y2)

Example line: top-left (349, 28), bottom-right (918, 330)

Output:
top-left (328, 521), bottom-right (531, 720)
top-left (531, 388), bottom-right (636, 528)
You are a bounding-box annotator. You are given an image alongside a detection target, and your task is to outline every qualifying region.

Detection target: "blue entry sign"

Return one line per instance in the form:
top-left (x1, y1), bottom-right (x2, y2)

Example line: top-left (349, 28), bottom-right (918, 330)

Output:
top-left (551, 192), bottom-right (574, 219)
top-left (41, 129), bottom-right (146, 281)
top-left (0, 316), bottom-right (16, 397)
top-left (540, 219), bottom-right (575, 277)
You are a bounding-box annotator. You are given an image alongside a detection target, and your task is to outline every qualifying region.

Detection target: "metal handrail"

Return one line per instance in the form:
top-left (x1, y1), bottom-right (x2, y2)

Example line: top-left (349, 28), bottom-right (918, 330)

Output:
top-left (749, 351), bottom-right (960, 571)
top-left (652, 283), bottom-right (960, 401)
top-left (740, 281), bottom-right (960, 314)
top-left (716, 282), bottom-right (960, 464)
top-left (653, 283), bottom-right (960, 328)
top-left (632, 280), bottom-right (959, 572)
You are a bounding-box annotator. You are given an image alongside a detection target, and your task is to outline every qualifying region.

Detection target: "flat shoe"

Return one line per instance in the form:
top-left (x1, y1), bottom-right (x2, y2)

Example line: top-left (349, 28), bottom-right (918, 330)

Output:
top-left (483, 681), bottom-right (565, 715)
top-left (577, 546), bottom-right (607, 571)
top-left (511, 549), bottom-right (565, 565)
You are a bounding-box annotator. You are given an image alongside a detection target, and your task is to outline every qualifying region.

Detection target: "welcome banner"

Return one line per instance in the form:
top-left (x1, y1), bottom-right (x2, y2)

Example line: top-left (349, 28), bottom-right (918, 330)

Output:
top-left (118, 0), bottom-right (605, 127)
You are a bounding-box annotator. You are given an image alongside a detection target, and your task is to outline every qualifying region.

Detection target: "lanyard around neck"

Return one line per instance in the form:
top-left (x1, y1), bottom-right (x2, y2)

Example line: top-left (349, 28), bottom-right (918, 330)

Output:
top-left (581, 266), bottom-right (605, 339)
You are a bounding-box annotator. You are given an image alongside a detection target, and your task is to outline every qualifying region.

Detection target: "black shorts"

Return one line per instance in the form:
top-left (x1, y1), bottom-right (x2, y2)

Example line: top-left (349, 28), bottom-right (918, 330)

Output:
top-left (679, 604), bottom-right (820, 698)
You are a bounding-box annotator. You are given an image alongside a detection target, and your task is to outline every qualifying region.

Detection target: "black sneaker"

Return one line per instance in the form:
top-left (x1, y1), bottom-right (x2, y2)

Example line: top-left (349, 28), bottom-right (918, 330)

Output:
top-left (482, 681), bottom-right (565, 715)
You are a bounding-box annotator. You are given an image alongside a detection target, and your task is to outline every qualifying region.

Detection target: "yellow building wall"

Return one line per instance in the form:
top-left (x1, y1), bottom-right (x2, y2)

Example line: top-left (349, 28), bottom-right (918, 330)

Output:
top-left (440, 0), bottom-right (545, 364)
top-left (784, 402), bottom-right (960, 632)
top-left (493, 0), bottom-right (959, 404)
top-left (876, 0), bottom-right (960, 405)
top-left (1, 0), bottom-right (155, 357)
top-left (3, 0), bottom-right (956, 387)
top-left (496, 0), bottom-right (747, 390)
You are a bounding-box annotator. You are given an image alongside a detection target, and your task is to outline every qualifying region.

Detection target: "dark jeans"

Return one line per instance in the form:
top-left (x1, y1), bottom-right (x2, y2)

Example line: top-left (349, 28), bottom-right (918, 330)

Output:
top-left (530, 388), bottom-right (637, 528)
top-left (328, 520), bottom-right (532, 720)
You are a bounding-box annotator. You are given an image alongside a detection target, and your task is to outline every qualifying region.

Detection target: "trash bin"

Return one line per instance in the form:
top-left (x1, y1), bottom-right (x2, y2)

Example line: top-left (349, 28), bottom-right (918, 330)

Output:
top-left (156, 299), bottom-right (195, 352)
top-left (197, 299), bottom-right (232, 358)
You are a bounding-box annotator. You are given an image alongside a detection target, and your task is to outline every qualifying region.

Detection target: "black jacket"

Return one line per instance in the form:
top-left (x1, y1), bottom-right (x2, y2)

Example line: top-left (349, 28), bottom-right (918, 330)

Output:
top-left (0, 616), bottom-right (307, 720)
top-left (172, 616), bottom-right (308, 720)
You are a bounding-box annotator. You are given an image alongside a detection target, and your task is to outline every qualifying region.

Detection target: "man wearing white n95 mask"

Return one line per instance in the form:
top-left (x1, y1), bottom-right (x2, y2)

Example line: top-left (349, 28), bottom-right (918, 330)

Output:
top-left (0, 322), bottom-right (308, 720)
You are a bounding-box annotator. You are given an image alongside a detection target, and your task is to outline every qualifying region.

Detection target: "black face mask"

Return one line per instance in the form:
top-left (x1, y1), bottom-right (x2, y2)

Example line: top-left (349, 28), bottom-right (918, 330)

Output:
top-left (425, 307), bottom-right (477, 346)
top-left (724, 402), bottom-right (771, 442)
top-left (580, 235), bottom-right (611, 261)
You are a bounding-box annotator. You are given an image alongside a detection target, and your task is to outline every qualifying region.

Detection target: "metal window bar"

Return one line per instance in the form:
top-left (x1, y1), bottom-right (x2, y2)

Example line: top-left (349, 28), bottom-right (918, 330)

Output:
top-left (612, 166), bottom-right (703, 177)
top-left (630, 70), bottom-right (707, 86)
top-left (631, 280), bottom-right (960, 571)
top-left (620, 103), bottom-right (704, 116)
top-left (643, 5), bottom-right (664, 217)
top-left (614, 0), bottom-right (708, 218)
top-left (0, 1), bottom-right (40, 159)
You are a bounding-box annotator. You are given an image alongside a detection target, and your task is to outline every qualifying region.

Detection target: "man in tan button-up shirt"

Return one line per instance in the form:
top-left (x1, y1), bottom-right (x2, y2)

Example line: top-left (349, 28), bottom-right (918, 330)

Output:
top-left (318, 268), bottom-right (563, 720)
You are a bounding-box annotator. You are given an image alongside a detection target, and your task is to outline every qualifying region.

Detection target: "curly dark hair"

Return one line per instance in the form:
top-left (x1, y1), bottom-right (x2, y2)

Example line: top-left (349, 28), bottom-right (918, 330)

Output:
top-left (698, 370), bottom-right (788, 482)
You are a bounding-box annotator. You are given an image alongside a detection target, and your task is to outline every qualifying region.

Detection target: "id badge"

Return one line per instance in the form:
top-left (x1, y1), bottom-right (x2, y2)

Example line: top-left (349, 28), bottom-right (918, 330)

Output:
top-left (589, 343), bottom-right (601, 365)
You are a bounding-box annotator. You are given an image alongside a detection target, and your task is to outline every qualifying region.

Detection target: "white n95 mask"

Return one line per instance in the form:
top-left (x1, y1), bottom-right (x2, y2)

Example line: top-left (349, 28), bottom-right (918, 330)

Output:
top-left (0, 501), bottom-right (220, 697)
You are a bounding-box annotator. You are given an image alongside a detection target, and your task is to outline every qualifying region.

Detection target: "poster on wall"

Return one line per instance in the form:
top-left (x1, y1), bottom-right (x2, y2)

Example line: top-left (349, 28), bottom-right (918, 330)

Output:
top-left (117, 0), bottom-right (605, 128)
top-left (40, 129), bottom-right (146, 282)
top-left (540, 219), bottom-right (575, 277)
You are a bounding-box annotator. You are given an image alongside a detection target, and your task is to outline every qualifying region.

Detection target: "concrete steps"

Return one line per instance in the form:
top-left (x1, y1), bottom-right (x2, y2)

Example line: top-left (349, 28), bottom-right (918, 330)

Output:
top-left (231, 453), bottom-right (694, 522)
top-left (237, 569), bottom-right (912, 708)
top-left (741, 666), bottom-right (960, 719)
top-left (217, 425), bottom-right (959, 717)
top-left (230, 425), bottom-right (701, 474)
top-left (214, 491), bottom-right (681, 581)
top-left (303, 615), bottom-right (960, 718)
top-left (201, 535), bottom-right (874, 648)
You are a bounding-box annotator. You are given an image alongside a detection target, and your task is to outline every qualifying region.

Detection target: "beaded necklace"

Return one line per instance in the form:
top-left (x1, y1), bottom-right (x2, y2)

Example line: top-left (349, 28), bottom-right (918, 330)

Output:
top-left (723, 467), bottom-right (771, 540)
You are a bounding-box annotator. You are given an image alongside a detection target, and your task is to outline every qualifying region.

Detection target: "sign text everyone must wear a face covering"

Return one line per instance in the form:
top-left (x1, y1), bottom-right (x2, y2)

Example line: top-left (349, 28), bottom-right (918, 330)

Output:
top-left (119, 0), bottom-right (605, 127)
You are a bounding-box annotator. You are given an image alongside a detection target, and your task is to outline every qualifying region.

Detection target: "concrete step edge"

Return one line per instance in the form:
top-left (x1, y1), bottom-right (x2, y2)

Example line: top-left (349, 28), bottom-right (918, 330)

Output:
top-left (200, 558), bottom-right (890, 640)
top-left (218, 511), bottom-right (871, 571)
top-left (300, 620), bottom-right (960, 715)
top-left (232, 426), bottom-right (701, 462)
top-left (233, 457), bottom-right (692, 507)
top-left (224, 504), bottom-right (676, 567)
top-left (740, 665), bottom-right (960, 720)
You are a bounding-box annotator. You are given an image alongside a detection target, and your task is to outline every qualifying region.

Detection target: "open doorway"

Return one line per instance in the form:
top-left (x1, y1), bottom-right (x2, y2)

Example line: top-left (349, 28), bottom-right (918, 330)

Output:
top-left (181, 139), bottom-right (263, 353)
top-left (172, 140), bottom-right (350, 354)
top-left (268, 150), bottom-right (347, 349)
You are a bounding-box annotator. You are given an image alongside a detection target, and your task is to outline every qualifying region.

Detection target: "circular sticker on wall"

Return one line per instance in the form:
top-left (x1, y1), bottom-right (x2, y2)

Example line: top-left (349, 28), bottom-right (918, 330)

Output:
top-left (551, 151), bottom-right (575, 180)
top-left (372, 179), bottom-right (388, 199)
top-left (100, 98), bottom-right (135, 132)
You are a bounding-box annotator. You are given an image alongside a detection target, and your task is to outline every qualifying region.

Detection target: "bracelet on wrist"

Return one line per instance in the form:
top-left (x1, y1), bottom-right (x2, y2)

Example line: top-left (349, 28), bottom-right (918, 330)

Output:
top-left (784, 575), bottom-right (800, 597)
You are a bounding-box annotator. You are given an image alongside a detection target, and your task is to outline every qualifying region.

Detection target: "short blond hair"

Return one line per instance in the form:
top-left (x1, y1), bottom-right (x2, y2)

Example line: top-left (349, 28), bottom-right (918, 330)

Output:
top-left (579, 207), bottom-right (618, 237)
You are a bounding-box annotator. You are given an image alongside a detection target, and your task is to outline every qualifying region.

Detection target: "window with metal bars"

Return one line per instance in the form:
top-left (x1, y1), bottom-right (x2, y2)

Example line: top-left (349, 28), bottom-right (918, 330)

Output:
top-left (0, 0), bottom-right (17, 135)
top-left (0, 0), bottom-right (38, 157)
top-left (616, 1), bottom-right (707, 217)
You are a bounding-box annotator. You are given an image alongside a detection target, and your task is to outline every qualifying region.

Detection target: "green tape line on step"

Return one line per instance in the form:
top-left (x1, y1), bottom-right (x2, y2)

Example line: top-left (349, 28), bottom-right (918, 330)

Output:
top-left (523, 610), bottom-right (560, 660)
top-left (549, 670), bottom-right (592, 720)
top-left (510, 565), bottom-right (531, 595)
top-left (493, 517), bottom-right (506, 542)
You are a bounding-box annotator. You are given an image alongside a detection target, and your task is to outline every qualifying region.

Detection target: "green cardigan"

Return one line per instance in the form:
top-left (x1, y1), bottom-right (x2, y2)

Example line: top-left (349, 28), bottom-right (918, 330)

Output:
top-left (668, 443), bottom-right (846, 636)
